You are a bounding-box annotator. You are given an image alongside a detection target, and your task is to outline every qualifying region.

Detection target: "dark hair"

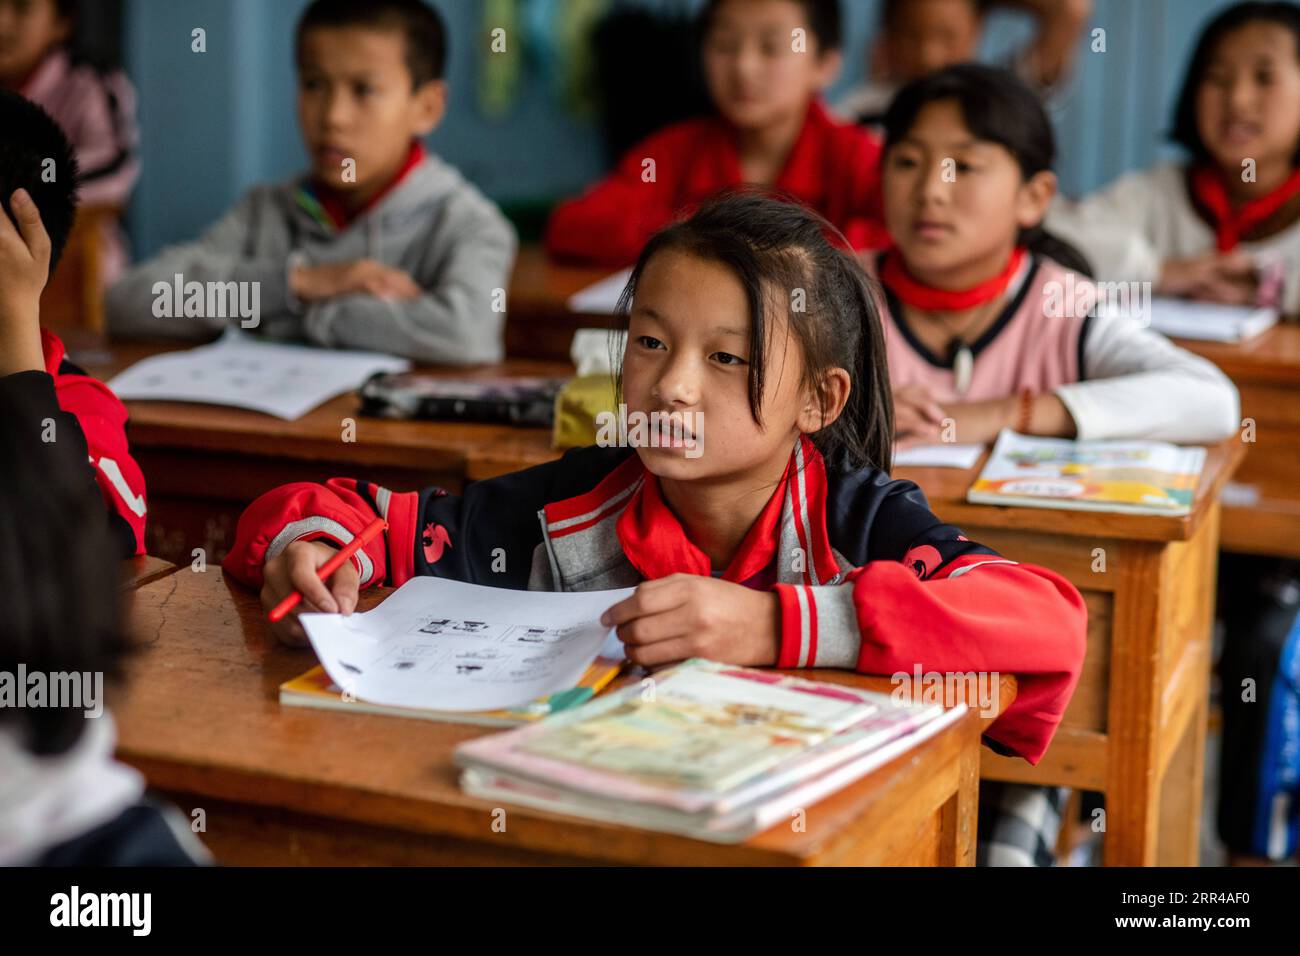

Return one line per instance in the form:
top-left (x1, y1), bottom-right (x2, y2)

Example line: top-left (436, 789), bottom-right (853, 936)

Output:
top-left (296, 0), bottom-right (448, 87)
top-left (0, 91), bottom-right (79, 274)
top-left (699, 0), bottom-right (843, 53)
top-left (0, 388), bottom-right (131, 756)
top-left (882, 63), bottom-right (1093, 275)
top-left (1170, 1), bottom-right (1300, 165)
top-left (614, 189), bottom-right (894, 473)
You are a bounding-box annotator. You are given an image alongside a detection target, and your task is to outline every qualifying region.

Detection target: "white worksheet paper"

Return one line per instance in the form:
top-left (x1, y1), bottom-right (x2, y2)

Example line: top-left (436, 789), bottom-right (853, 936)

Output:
top-left (300, 577), bottom-right (635, 712)
top-left (108, 330), bottom-right (410, 420)
top-left (567, 268), bottom-right (633, 314)
top-left (893, 443), bottom-right (984, 469)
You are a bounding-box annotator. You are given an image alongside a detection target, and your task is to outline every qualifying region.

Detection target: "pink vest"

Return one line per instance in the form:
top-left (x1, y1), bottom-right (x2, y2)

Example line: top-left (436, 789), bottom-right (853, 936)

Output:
top-left (875, 254), bottom-right (1091, 402)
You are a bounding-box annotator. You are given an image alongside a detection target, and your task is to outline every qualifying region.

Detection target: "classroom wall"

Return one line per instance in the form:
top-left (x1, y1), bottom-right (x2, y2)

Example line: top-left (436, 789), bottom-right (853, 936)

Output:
top-left (123, 0), bottom-right (1234, 259)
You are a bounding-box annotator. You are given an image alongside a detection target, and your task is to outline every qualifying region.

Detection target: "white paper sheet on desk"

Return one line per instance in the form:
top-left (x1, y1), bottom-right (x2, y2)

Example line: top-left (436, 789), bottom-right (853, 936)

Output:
top-left (893, 443), bottom-right (984, 468)
top-left (567, 268), bottom-right (633, 314)
top-left (300, 577), bottom-right (635, 711)
top-left (107, 330), bottom-right (410, 420)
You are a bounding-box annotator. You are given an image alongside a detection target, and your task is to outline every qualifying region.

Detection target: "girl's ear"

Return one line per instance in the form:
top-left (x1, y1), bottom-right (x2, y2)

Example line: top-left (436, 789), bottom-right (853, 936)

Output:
top-left (1016, 169), bottom-right (1058, 231)
top-left (797, 367), bottom-right (852, 434)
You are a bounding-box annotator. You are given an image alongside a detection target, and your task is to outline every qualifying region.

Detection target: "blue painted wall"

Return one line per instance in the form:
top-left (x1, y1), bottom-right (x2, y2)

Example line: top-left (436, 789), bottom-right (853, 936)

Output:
top-left (123, 0), bottom-right (1236, 258)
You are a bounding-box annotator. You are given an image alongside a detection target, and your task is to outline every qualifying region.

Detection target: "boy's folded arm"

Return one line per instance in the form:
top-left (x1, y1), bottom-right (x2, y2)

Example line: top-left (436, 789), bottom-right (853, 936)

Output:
top-left (299, 212), bottom-right (518, 365)
top-left (106, 189), bottom-right (297, 340)
top-left (1055, 309), bottom-right (1241, 442)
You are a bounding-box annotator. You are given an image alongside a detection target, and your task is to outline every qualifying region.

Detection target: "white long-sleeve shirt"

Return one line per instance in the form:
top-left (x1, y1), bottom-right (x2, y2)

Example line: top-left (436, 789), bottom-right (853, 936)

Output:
top-left (1046, 162), bottom-right (1300, 317)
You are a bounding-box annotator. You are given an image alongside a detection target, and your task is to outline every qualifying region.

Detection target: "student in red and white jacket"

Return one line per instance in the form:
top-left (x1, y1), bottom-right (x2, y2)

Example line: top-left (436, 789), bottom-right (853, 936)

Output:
top-left (1, 91), bottom-right (147, 558)
top-left (544, 0), bottom-right (888, 267)
top-left (227, 191), bottom-right (1086, 769)
top-left (40, 328), bottom-right (147, 556)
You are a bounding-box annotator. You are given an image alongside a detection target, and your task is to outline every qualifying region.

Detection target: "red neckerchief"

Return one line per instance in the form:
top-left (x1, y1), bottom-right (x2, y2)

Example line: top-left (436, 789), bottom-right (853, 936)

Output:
top-left (312, 140), bottom-right (426, 230)
top-left (613, 436), bottom-right (837, 586)
top-left (616, 456), bottom-right (787, 584)
top-left (40, 328), bottom-right (65, 374)
top-left (880, 246), bottom-right (1027, 312)
top-left (1190, 165), bottom-right (1300, 251)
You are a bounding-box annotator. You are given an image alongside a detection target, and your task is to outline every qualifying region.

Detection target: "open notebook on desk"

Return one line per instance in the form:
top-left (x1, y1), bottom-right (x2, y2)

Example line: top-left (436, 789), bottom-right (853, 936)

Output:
top-left (108, 330), bottom-right (410, 419)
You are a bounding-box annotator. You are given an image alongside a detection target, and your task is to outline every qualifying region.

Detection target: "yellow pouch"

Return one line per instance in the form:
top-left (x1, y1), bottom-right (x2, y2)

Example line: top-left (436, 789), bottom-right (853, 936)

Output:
top-left (552, 374), bottom-right (619, 450)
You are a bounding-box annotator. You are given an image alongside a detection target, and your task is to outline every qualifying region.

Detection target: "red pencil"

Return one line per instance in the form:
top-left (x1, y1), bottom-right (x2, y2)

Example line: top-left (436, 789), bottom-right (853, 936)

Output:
top-left (267, 516), bottom-right (388, 623)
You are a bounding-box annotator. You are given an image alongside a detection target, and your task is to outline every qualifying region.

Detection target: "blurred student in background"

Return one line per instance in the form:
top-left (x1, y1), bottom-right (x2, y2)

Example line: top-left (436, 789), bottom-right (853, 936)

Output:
top-left (547, 0), bottom-right (889, 266)
top-left (0, 0), bottom-right (139, 289)
top-left (836, 0), bottom-right (1092, 125)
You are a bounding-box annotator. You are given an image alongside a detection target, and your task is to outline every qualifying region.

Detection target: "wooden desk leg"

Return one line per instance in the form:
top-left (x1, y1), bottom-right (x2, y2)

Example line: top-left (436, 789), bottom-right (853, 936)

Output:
top-left (1157, 692), bottom-right (1208, 865)
top-left (1104, 542), bottom-right (1165, 865)
top-left (938, 714), bottom-right (981, 867)
top-left (1104, 509), bottom-right (1218, 866)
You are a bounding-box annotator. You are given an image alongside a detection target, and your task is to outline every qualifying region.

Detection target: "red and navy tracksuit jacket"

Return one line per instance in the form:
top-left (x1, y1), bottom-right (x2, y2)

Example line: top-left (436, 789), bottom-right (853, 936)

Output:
top-left (223, 435), bottom-right (1087, 763)
top-left (41, 329), bottom-right (147, 557)
top-left (544, 99), bottom-right (890, 267)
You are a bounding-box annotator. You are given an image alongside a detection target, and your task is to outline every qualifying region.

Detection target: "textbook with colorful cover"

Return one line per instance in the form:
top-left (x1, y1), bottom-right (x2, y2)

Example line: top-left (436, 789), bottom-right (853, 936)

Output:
top-left (967, 430), bottom-right (1207, 516)
top-left (454, 659), bottom-right (959, 843)
top-left (279, 656), bottom-right (625, 728)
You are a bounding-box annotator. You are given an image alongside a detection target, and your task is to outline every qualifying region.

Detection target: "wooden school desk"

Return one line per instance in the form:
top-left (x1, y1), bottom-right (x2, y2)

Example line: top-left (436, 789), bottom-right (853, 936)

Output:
top-left (1178, 324), bottom-right (1300, 559)
top-left (903, 440), bottom-right (1243, 867)
top-left (505, 245), bottom-right (619, 362)
top-left (114, 566), bottom-right (1014, 866)
top-left (83, 342), bottom-right (575, 566)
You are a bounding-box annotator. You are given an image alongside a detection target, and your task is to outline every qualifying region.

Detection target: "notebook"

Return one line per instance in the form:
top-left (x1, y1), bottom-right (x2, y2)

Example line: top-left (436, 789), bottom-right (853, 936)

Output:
top-left (279, 657), bottom-right (625, 728)
top-left (967, 430), bottom-right (1207, 516)
top-left (567, 268), bottom-right (633, 314)
top-left (1141, 297), bottom-right (1277, 343)
top-left (108, 329), bottom-right (410, 419)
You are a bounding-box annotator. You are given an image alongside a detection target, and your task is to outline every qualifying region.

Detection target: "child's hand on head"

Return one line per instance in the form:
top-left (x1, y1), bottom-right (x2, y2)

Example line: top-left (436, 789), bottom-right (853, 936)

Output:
top-left (600, 573), bottom-right (780, 669)
top-left (893, 384), bottom-right (947, 446)
top-left (260, 539), bottom-right (360, 647)
top-left (0, 189), bottom-right (52, 376)
top-left (291, 259), bottom-right (422, 303)
top-left (1157, 252), bottom-right (1259, 305)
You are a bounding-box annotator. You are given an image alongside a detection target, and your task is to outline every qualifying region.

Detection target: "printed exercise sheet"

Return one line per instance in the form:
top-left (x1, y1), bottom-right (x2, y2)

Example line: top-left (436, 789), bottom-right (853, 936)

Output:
top-left (300, 577), bottom-right (635, 712)
top-left (108, 329), bottom-right (411, 420)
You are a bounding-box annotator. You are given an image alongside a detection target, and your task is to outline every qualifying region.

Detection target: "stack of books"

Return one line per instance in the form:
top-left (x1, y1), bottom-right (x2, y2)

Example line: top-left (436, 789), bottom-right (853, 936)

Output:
top-left (454, 659), bottom-right (963, 843)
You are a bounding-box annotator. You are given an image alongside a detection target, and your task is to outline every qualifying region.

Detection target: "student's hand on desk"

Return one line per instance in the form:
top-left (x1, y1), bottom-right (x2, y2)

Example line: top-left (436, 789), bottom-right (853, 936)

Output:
top-left (0, 188), bottom-right (51, 376)
top-left (893, 385), bottom-right (947, 447)
top-left (938, 397), bottom-right (1018, 444)
top-left (291, 259), bottom-right (422, 303)
top-left (260, 539), bottom-right (360, 647)
top-left (1157, 252), bottom-right (1258, 305)
top-left (600, 574), bottom-right (780, 669)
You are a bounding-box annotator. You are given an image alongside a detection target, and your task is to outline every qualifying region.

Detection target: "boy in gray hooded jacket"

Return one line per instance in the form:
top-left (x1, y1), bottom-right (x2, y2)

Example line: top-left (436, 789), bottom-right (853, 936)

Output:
top-left (107, 0), bottom-right (517, 366)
